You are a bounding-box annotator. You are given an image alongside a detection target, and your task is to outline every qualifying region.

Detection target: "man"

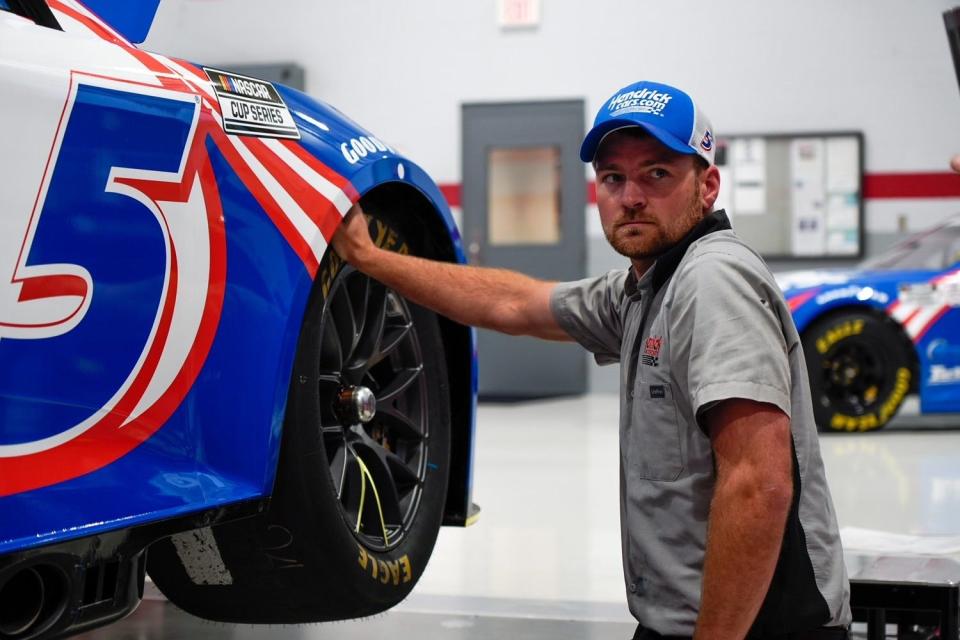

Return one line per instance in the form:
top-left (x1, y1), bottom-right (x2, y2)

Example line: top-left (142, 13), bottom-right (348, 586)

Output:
top-left (332, 80), bottom-right (851, 639)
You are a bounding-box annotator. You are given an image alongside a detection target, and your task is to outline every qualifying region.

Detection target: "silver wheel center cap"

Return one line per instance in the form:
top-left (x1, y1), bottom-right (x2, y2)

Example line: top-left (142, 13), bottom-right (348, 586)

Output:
top-left (338, 386), bottom-right (376, 423)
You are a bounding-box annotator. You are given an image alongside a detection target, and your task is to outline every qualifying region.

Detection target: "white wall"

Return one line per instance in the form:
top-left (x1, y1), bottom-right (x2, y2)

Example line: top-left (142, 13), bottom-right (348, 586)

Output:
top-left (144, 0), bottom-right (960, 393)
top-left (146, 0), bottom-right (960, 181)
top-left (145, 0), bottom-right (960, 244)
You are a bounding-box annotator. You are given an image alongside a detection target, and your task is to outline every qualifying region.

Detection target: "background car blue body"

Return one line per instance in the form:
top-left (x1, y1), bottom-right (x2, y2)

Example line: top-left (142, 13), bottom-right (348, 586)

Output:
top-left (781, 216), bottom-right (960, 418)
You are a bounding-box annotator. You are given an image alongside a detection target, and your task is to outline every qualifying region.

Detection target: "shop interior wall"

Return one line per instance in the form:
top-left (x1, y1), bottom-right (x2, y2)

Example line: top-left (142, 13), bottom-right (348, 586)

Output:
top-left (145, 0), bottom-right (960, 393)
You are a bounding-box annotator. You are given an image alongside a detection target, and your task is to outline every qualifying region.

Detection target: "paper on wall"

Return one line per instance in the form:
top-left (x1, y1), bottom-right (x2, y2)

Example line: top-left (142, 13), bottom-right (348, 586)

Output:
top-left (790, 138), bottom-right (826, 255)
top-left (731, 137), bottom-right (766, 215)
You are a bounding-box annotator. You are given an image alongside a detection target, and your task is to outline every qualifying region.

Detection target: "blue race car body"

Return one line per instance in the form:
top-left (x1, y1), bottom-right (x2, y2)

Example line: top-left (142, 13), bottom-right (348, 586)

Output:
top-left (0, 1), bottom-right (477, 637)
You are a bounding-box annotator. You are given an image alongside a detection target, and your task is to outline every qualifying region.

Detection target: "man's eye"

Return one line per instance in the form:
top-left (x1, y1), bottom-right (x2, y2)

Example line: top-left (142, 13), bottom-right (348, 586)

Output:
top-left (601, 173), bottom-right (623, 184)
top-left (650, 168), bottom-right (669, 179)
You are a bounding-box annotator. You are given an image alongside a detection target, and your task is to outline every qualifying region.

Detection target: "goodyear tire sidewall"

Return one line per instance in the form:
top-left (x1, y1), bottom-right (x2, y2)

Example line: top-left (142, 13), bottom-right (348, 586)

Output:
top-left (803, 311), bottom-right (912, 433)
top-left (274, 210), bottom-right (451, 612)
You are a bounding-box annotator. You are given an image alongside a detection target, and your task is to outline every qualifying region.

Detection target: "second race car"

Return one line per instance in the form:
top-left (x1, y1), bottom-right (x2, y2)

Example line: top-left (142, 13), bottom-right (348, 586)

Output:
top-left (780, 214), bottom-right (960, 432)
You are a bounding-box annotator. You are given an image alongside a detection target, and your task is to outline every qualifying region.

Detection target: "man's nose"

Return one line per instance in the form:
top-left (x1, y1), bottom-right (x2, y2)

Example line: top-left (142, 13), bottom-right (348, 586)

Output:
top-left (620, 179), bottom-right (646, 209)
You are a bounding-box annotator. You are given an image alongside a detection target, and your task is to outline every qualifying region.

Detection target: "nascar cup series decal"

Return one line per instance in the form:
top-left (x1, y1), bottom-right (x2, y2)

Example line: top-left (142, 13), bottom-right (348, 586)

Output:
top-left (203, 68), bottom-right (300, 139)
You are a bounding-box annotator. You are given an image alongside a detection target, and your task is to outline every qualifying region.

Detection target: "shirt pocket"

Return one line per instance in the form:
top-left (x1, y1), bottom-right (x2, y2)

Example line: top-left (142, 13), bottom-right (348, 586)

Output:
top-left (629, 381), bottom-right (684, 481)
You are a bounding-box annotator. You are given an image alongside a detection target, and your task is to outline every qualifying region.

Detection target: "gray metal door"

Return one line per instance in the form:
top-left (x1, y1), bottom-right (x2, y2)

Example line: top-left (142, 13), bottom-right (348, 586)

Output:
top-left (462, 100), bottom-right (586, 398)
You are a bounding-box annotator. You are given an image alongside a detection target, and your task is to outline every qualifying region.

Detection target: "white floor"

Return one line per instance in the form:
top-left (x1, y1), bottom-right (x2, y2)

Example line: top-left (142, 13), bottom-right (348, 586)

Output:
top-left (402, 393), bottom-right (960, 622)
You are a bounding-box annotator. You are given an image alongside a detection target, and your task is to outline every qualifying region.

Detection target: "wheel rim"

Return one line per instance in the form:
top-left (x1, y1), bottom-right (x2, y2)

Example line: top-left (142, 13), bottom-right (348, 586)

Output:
top-left (819, 338), bottom-right (886, 415)
top-left (317, 265), bottom-right (428, 551)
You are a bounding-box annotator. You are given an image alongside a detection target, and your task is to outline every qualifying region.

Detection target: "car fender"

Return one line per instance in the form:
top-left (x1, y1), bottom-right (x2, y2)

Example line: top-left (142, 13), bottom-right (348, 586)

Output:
top-left (787, 283), bottom-right (898, 334)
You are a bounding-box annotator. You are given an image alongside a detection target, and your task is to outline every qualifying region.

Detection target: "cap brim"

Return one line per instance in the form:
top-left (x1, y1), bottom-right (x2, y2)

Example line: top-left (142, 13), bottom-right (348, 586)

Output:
top-left (579, 119), bottom-right (696, 163)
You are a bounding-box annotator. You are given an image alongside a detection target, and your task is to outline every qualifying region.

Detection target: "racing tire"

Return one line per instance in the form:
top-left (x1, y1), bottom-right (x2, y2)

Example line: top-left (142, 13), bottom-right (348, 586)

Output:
top-left (148, 201), bottom-right (451, 623)
top-left (801, 310), bottom-right (913, 433)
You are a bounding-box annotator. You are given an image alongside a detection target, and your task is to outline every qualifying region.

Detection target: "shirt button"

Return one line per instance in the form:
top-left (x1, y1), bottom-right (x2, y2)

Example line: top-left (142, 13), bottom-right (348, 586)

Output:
top-left (629, 582), bottom-right (637, 593)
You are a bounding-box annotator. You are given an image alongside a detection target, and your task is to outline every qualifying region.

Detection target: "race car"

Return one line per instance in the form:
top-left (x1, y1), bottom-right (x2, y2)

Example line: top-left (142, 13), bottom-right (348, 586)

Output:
top-left (0, 1), bottom-right (477, 639)
top-left (780, 214), bottom-right (960, 433)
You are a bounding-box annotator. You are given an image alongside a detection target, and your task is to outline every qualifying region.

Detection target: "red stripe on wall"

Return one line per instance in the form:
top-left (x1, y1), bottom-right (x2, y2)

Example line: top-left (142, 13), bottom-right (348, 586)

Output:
top-left (863, 172), bottom-right (960, 199)
top-left (439, 184), bottom-right (461, 208)
top-left (437, 172), bottom-right (960, 209)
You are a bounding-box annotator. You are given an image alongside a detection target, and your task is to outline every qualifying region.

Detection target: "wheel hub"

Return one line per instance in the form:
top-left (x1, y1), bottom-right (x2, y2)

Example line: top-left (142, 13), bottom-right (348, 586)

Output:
top-left (335, 386), bottom-right (376, 424)
top-left (823, 340), bottom-right (885, 412)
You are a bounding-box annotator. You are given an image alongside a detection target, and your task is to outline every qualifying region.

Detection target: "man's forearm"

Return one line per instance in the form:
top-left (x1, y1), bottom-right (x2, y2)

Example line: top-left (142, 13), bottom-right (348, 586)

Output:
top-left (694, 469), bottom-right (792, 639)
top-left (349, 244), bottom-right (562, 338)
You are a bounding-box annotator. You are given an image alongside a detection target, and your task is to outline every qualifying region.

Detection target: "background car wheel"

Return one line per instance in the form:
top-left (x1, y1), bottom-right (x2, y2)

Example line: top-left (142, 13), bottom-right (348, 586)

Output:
top-left (802, 310), bottom-right (913, 433)
top-left (148, 201), bottom-right (451, 622)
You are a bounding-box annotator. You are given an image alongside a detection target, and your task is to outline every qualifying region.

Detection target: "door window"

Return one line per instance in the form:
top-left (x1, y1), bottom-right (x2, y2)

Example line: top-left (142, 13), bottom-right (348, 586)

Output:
top-left (487, 146), bottom-right (561, 246)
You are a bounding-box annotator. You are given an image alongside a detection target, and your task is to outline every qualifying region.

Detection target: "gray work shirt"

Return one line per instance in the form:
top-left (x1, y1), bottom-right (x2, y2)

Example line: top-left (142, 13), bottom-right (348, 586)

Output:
top-left (550, 211), bottom-right (850, 637)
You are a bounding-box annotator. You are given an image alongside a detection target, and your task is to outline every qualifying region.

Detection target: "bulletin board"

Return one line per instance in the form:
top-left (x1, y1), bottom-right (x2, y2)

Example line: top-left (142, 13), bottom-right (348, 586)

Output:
top-left (713, 132), bottom-right (864, 259)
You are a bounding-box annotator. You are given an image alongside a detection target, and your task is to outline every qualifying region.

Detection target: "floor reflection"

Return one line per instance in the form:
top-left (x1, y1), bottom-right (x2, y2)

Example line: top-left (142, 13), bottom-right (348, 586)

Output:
top-left (76, 394), bottom-right (960, 639)
top-left (76, 599), bottom-right (637, 640)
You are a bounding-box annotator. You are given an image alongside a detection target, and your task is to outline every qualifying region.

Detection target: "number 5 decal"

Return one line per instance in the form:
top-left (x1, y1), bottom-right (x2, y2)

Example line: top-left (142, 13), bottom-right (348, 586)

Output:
top-left (0, 74), bottom-right (226, 496)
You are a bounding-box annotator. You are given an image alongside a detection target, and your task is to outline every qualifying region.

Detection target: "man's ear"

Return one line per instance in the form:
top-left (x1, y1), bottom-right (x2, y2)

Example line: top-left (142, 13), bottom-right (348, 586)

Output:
top-left (700, 164), bottom-right (721, 212)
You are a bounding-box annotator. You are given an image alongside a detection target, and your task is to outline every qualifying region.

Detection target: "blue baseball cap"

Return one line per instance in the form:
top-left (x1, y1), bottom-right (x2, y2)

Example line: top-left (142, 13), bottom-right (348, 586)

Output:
top-left (580, 80), bottom-right (715, 165)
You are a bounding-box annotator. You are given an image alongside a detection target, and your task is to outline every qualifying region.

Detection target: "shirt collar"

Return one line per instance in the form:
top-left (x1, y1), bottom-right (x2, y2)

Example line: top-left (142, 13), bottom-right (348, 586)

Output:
top-left (623, 209), bottom-right (732, 298)
top-left (624, 263), bottom-right (654, 300)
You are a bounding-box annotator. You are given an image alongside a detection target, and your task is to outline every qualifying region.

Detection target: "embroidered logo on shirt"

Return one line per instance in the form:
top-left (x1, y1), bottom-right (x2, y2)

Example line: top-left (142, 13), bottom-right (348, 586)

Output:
top-left (641, 335), bottom-right (662, 367)
top-left (649, 385), bottom-right (666, 399)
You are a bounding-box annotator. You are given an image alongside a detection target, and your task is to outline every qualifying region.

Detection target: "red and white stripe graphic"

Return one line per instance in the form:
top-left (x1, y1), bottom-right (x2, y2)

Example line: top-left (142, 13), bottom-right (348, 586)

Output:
top-left (887, 268), bottom-right (960, 342)
top-left (48, 0), bottom-right (356, 277)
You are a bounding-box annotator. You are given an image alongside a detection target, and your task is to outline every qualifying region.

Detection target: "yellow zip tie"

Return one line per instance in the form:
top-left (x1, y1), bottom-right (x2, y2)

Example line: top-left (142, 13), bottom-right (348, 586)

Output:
top-left (355, 458), bottom-right (367, 533)
top-left (355, 456), bottom-right (391, 544)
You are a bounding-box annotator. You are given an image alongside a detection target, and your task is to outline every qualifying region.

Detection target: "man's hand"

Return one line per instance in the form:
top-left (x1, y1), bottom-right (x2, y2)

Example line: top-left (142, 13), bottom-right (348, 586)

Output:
top-left (332, 203), bottom-right (377, 267)
top-left (325, 201), bottom-right (569, 341)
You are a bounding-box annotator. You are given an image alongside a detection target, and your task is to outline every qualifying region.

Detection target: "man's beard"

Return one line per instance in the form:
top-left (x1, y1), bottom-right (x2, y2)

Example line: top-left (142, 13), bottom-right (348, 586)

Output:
top-left (604, 183), bottom-right (704, 261)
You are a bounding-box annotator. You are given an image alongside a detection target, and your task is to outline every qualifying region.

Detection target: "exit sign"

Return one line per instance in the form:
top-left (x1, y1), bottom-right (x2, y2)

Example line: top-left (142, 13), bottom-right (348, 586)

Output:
top-left (498, 0), bottom-right (541, 28)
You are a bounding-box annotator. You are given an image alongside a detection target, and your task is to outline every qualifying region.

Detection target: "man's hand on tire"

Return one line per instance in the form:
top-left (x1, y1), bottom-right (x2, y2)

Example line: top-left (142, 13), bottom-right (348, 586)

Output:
top-left (332, 203), bottom-right (376, 267)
